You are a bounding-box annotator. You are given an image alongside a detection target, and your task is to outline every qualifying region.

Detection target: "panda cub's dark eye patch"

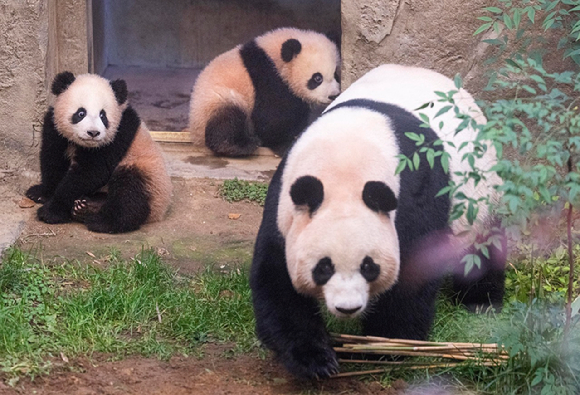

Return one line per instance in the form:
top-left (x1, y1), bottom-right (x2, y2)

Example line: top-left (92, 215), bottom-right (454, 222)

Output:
top-left (312, 257), bottom-right (334, 286)
top-left (360, 256), bottom-right (380, 282)
top-left (99, 109), bottom-right (109, 129)
top-left (72, 107), bottom-right (86, 124)
top-left (307, 72), bottom-right (324, 90)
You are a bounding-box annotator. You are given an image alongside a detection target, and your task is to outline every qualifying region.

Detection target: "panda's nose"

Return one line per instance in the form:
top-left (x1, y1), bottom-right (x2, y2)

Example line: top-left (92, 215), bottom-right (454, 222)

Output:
top-left (336, 305), bottom-right (362, 315)
top-left (328, 95), bottom-right (338, 101)
top-left (87, 130), bottom-right (100, 138)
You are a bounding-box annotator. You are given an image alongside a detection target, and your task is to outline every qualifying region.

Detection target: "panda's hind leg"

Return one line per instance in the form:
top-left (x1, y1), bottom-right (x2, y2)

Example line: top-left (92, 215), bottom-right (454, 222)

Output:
top-left (451, 229), bottom-right (507, 312)
top-left (84, 166), bottom-right (151, 234)
top-left (205, 105), bottom-right (260, 157)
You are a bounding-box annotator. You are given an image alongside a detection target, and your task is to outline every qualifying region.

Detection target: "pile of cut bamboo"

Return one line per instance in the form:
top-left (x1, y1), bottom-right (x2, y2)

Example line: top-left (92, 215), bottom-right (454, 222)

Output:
top-left (331, 333), bottom-right (508, 378)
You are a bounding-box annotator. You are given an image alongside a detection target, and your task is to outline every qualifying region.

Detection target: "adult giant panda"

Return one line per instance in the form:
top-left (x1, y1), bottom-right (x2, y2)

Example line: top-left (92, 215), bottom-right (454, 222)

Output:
top-left (26, 72), bottom-right (172, 234)
top-left (189, 27), bottom-right (340, 157)
top-left (250, 64), bottom-right (506, 378)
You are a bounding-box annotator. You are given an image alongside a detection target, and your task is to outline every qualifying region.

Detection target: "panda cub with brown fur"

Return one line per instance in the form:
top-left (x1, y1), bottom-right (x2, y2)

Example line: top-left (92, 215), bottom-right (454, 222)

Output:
top-left (26, 72), bottom-right (172, 234)
top-left (189, 27), bottom-right (340, 157)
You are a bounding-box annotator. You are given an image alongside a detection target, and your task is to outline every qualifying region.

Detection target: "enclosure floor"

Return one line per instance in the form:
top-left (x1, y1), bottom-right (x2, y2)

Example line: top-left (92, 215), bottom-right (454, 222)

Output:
top-left (103, 65), bottom-right (201, 132)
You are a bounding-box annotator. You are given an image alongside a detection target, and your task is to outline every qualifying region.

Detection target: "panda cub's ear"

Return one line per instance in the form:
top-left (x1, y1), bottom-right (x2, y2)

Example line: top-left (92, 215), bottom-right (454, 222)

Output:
top-left (290, 175), bottom-right (324, 214)
top-left (110, 79), bottom-right (128, 105)
top-left (51, 71), bottom-right (76, 96)
top-left (281, 39), bottom-right (302, 62)
top-left (363, 181), bottom-right (398, 215)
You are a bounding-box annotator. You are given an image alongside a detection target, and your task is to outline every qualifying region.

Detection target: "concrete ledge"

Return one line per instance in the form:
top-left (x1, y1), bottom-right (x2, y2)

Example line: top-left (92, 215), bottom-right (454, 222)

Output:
top-left (161, 143), bottom-right (281, 181)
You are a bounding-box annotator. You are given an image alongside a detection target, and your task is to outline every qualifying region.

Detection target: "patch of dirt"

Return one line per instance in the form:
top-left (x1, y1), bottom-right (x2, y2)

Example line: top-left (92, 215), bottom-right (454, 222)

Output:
top-left (16, 178), bottom-right (263, 274)
top-left (3, 346), bottom-right (403, 395)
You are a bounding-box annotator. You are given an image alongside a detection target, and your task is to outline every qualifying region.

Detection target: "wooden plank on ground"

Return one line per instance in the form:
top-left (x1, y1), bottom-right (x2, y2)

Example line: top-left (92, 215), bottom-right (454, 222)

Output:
top-left (150, 131), bottom-right (191, 144)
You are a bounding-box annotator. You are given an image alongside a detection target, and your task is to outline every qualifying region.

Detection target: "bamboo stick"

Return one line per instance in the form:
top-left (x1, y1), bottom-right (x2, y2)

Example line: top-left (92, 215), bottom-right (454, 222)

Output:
top-left (333, 347), bottom-right (505, 361)
top-left (331, 360), bottom-right (502, 378)
top-left (332, 333), bottom-right (500, 348)
top-left (338, 359), bottom-right (501, 367)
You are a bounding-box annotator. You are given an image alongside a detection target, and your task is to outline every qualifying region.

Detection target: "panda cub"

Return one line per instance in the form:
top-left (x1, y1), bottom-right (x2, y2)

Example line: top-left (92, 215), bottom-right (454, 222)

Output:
top-left (250, 64), bottom-right (507, 378)
top-left (26, 72), bottom-right (172, 234)
top-left (189, 27), bottom-right (340, 157)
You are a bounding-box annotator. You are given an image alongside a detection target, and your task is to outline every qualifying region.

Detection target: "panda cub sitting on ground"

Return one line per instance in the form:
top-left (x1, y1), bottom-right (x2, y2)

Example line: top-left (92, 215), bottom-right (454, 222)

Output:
top-left (189, 27), bottom-right (340, 157)
top-left (250, 64), bottom-right (506, 378)
top-left (26, 72), bottom-right (172, 234)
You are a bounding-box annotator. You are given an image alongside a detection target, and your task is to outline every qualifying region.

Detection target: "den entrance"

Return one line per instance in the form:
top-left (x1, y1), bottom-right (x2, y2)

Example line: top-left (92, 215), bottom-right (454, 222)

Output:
top-left (90, 0), bottom-right (341, 134)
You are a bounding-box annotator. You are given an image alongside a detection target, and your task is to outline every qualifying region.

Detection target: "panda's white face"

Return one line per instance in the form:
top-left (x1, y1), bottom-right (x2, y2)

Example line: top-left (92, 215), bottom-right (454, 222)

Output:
top-left (257, 28), bottom-right (341, 105)
top-left (284, 40), bottom-right (340, 105)
top-left (286, 195), bottom-right (400, 317)
top-left (53, 74), bottom-right (124, 148)
top-left (278, 110), bottom-right (403, 318)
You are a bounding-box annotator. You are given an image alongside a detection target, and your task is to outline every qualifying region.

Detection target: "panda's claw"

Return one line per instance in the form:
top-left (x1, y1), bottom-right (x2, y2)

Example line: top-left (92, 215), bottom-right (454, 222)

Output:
top-left (284, 341), bottom-right (338, 380)
top-left (26, 184), bottom-right (48, 203)
top-left (72, 197), bottom-right (92, 222)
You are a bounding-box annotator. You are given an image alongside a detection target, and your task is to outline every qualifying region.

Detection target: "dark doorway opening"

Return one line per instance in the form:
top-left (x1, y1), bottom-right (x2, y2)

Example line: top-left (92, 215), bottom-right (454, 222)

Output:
top-left (91, 0), bottom-right (341, 132)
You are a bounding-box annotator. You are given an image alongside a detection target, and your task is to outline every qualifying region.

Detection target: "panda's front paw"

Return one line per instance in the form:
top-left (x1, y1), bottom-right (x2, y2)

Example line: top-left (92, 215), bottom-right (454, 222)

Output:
top-left (26, 184), bottom-right (48, 204)
top-left (283, 341), bottom-right (338, 379)
top-left (37, 202), bottom-right (72, 224)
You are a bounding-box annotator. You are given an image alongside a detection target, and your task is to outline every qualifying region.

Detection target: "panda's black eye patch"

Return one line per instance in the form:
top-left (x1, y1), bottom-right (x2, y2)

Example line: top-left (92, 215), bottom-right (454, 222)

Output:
top-left (334, 69), bottom-right (340, 83)
top-left (312, 257), bottom-right (334, 286)
top-left (72, 107), bottom-right (86, 124)
top-left (362, 181), bottom-right (398, 215)
top-left (99, 109), bottom-right (109, 129)
top-left (290, 175), bottom-right (324, 214)
top-left (307, 73), bottom-right (324, 90)
top-left (360, 256), bottom-right (380, 282)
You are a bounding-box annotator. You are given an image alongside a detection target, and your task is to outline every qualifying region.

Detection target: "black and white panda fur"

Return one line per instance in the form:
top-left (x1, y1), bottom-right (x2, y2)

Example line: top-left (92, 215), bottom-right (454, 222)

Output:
top-left (250, 64), bottom-right (506, 378)
top-left (26, 72), bottom-right (172, 234)
top-left (189, 27), bottom-right (340, 157)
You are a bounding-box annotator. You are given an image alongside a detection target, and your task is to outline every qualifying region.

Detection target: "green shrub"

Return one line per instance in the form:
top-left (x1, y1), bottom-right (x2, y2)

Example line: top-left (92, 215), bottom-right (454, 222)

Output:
top-left (219, 178), bottom-right (269, 206)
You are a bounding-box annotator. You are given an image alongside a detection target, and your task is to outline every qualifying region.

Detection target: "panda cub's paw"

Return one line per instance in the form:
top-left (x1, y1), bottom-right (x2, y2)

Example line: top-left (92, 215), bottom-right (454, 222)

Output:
top-left (72, 196), bottom-right (106, 223)
top-left (37, 203), bottom-right (71, 224)
top-left (72, 198), bottom-right (93, 222)
top-left (26, 184), bottom-right (48, 204)
top-left (283, 341), bottom-right (339, 379)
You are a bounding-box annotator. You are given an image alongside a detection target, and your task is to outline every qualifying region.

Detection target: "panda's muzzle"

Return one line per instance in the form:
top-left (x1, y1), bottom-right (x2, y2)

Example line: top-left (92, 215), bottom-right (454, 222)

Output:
top-left (335, 305), bottom-right (362, 315)
top-left (87, 130), bottom-right (101, 138)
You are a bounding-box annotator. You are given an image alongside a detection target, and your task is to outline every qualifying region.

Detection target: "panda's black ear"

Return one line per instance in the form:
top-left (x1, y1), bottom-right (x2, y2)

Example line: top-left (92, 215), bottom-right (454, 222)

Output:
top-left (363, 181), bottom-right (397, 214)
top-left (51, 71), bottom-right (75, 96)
top-left (290, 176), bottom-right (324, 214)
top-left (281, 39), bottom-right (302, 62)
top-left (110, 79), bottom-right (128, 105)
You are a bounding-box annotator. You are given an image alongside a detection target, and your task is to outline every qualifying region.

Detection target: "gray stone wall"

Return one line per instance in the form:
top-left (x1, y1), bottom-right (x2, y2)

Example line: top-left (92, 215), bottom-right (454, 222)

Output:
top-left (0, 0), bottom-right (89, 209)
top-left (0, 0), bottom-right (50, 168)
top-left (340, 0), bottom-right (494, 91)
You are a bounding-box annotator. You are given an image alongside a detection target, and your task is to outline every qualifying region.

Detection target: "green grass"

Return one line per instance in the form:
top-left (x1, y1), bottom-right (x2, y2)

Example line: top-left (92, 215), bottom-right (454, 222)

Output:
top-left (219, 178), bottom-right (269, 206)
top-left (1, 245), bottom-right (579, 393)
top-left (0, 247), bottom-right (255, 379)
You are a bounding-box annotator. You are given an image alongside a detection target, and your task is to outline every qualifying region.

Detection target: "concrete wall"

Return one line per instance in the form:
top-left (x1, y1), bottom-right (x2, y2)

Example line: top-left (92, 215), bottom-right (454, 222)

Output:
top-left (340, 0), bottom-right (496, 92)
top-left (0, 0), bottom-right (88, 190)
top-left (99, 0), bottom-right (340, 69)
top-left (0, 1), bottom-right (50, 170)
